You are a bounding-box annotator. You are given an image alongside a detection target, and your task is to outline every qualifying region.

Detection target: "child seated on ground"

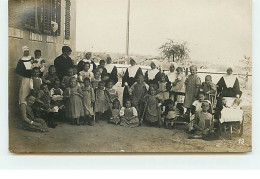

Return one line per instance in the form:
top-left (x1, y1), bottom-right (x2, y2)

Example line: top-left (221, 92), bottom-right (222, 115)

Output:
top-left (109, 99), bottom-right (121, 125)
top-left (120, 99), bottom-right (139, 127)
top-left (161, 99), bottom-right (179, 128)
top-left (20, 95), bottom-right (48, 132)
top-left (201, 75), bottom-right (216, 100)
top-left (94, 81), bottom-right (110, 122)
top-left (191, 101), bottom-right (214, 139)
top-left (92, 70), bottom-right (102, 89)
top-left (78, 62), bottom-right (94, 87)
top-left (82, 77), bottom-right (95, 126)
top-left (30, 67), bottom-right (42, 95)
top-left (189, 92), bottom-right (211, 131)
top-left (142, 84), bottom-right (162, 127)
top-left (42, 65), bottom-right (59, 89)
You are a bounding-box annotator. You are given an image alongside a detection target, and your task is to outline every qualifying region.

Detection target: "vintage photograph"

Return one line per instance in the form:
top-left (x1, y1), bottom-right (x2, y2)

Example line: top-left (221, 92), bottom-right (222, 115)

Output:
top-left (8, 0), bottom-right (252, 153)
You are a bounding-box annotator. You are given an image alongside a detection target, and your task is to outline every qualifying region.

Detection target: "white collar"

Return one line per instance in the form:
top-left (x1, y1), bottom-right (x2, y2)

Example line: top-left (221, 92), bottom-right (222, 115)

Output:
top-left (166, 71), bottom-right (177, 82)
top-left (128, 65), bottom-right (139, 78)
top-left (83, 59), bottom-right (91, 62)
top-left (21, 56), bottom-right (32, 61)
top-left (147, 68), bottom-right (159, 80)
top-left (223, 74), bottom-right (237, 88)
top-left (105, 64), bottom-right (115, 73)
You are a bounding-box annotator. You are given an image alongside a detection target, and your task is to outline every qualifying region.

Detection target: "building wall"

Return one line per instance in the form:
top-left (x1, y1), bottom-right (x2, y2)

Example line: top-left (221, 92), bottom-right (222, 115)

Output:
top-left (8, 0), bottom-right (77, 109)
top-left (8, 0), bottom-right (77, 69)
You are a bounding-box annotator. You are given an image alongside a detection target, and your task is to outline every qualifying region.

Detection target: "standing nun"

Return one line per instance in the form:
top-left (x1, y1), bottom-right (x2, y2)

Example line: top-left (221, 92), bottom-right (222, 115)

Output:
top-left (144, 61), bottom-right (161, 86)
top-left (16, 46), bottom-right (34, 104)
top-left (101, 57), bottom-right (118, 85)
top-left (77, 52), bottom-right (96, 73)
top-left (122, 58), bottom-right (143, 105)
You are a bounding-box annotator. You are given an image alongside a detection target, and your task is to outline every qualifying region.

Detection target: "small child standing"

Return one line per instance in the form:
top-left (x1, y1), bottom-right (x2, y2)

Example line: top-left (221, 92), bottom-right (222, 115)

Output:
top-left (157, 73), bottom-right (171, 109)
top-left (82, 77), bottom-right (95, 125)
top-left (109, 99), bottom-right (121, 125)
top-left (30, 67), bottom-right (42, 95)
top-left (92, 70), bottom-right (102, 89)
top-left (192, 101), bottom-right (214, 138)
top-left (78, 62), bottom-right (94, 86)
top-left (201, 75), bottom-right (217, 101)
top-left (42, 65), bottom-right (59, 89)
top-left (63, 77), bottom-right (85, 125)
top-left (120, 99), bottom-right (139, 127)
top-left (94, 81), bottom-right (110, 121)
top-left (172, 67), bottom-right (186, 114)
top-left (62, 68), bottom-right (74, 89)
top-left (129, 74), bottom-right (148, 119)
top-left (184, 65), bottom-right (201, 115)
top-left (142, 84), bottom-right (162, 127)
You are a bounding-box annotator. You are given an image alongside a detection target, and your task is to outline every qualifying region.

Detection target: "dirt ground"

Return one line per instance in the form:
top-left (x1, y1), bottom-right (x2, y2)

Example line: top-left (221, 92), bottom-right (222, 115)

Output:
top-left (9, 105), bottom-right (251, 153)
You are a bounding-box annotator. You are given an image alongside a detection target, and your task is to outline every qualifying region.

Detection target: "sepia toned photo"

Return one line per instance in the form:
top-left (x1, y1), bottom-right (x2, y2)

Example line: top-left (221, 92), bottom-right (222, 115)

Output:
top-left (8, 0), bottom-right (252, 153)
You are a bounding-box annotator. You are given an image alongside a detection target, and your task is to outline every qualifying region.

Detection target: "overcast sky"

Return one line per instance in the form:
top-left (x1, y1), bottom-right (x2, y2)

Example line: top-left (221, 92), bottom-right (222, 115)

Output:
top-left (76, 0), bottom-right (251, 65)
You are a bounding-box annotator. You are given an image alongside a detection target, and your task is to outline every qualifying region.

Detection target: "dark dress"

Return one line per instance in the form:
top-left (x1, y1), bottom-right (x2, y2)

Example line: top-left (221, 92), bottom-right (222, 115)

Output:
top-left (143, 95), bottom-right (161, 124)
top-left (217, 76), bottom-right (242, 97)
top-left (102, 64), bottom-right (118, 84)
top-left (21, 103), bottom-right (48, 132)
top-left (54, 55), bottom-right (74, 81)
top-left (122, 66), bottom-right (143, 105)
top-left (144, 69), bottom-right (161, 86)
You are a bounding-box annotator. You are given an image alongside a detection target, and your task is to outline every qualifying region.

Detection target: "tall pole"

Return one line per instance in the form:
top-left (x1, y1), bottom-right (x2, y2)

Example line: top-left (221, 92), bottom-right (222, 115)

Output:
top-left (126, 0), bottom-right (130, 58)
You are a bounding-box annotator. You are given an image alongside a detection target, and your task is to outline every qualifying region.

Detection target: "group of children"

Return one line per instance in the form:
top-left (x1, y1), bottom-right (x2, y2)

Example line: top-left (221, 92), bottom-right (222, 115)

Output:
top-left (26, 58), bottom-right (222, 139)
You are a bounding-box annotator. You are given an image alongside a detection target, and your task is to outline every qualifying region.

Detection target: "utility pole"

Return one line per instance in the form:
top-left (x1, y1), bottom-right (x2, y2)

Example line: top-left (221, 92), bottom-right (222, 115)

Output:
top-left (126, 0), bottom-right (130, 58)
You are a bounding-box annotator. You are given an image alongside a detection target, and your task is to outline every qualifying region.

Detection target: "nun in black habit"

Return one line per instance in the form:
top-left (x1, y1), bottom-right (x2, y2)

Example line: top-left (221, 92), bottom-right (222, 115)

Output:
top-left (122, 58), bottom-right (143, 105)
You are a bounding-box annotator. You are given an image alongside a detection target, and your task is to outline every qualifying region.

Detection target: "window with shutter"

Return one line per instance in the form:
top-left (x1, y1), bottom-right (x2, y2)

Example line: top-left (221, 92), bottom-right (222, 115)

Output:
top-left (9, 0), bottom-right (61, 36)
top-left (64, 0), bottom-right (71, 40)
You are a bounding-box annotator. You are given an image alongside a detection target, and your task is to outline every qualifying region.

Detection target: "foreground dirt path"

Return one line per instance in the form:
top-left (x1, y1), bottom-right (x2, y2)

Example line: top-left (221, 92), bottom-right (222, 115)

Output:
top-left (9, 106), bottom-right (251, 153)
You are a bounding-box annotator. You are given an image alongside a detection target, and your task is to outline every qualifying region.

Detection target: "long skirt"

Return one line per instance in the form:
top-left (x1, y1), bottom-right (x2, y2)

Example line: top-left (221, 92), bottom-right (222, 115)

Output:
top-left (120, 116), bottom-right (139, 127)
top-left (19, 77), bottom-right (31, 104)
top-left (22, 118), bottom-right (49, 132)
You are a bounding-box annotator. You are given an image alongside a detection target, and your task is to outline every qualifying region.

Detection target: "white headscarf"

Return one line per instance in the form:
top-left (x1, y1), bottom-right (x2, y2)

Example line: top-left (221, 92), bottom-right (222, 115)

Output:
top-left (21, 46), bottom-right (32, 61)
top-left (22, 46), bottom-right (29, 52)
